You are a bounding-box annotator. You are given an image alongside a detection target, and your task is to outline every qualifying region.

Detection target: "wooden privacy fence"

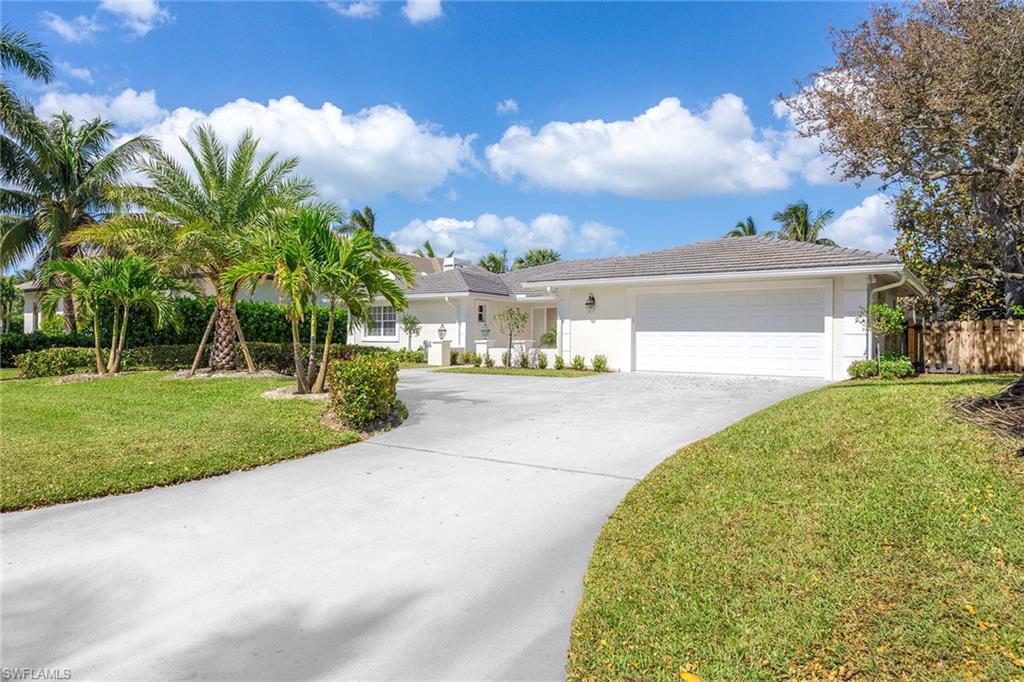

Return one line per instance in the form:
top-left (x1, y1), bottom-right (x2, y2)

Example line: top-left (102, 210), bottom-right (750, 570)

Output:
top-left (909, 320), bottom-right (1023, 374)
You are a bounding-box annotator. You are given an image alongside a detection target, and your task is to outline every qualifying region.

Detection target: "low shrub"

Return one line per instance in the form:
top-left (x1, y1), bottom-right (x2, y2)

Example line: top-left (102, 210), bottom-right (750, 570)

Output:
top-left (848, 354), bottom-right (916, 380)
top-left (501, 350), bottom-right (512, 367)
top-left (591, 354), bottom-right (608, 372)
top-left (472, 352), bottom-right (482, 367)
top-left (571, 354), bottom-right (586, 371)
top-left (450, 350), bottom-right (460, 366)
top-left (15, 347), bottom-right (98, 378)
top-left (554, 354), bottom-right (565, 370)
top-left (1, 330), bottom-right (92, 367)
top-left (537, 352), bottom-right (548, 369)
top-left (327, 352), bottom-right (401, 430)
top-left (123, 344), bottom-right (201, 370)
top-left (848, 359), bottom-right (877, 379)
top-left (395, 348), bottom-right (426, 364)
top-left (459, 350), bottom-right (476, 366)
top-left (484, 353), bottom-right (495, 368)
top-left (518, 350), bottom-right (530, 368)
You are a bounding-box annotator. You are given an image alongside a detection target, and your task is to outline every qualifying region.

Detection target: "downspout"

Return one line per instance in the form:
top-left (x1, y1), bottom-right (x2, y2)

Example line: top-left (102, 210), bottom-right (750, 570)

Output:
top-left (866, 273), bottom-right (907, 359)
top-left (443, 296), bottom-right (463, 348)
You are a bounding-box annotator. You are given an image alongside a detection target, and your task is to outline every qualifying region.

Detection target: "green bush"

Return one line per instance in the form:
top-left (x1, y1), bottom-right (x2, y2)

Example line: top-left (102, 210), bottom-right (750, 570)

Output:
top-left (571, 354), bottom-right (586, 371)
top-left (847, 354), bottom-right (916, 380)
top-left (592, 354), bottom-right (608, 372)
top-left (848, 359), bottom-right (878, 379)
top-left (450, 350), bottom-right (460, 366)
top-left (327, 352), bottom-right (401, 429)
top-left (472, 352), bottom-right (482, 367)
top-left (484, 353), bottom-right (495, 368)
top-left (15, 347), bottom-right (98, 378)
top-left (536, 352), bottom-right (548, 369)
top-left (458, 350), bottom-right (475, 366)
top-left (123, 344), bottom-right (201, 370)
top-left (395, 348), bottom-right (426, 364)
top-left (518, 350), bottom-right (530, 368)
top-left (501, 350), bottom-right (512, 367)
top-left (554, 354), bottom-right (565, 370)
top-left (539, 328), bottom-right (557, 348)
top-left (1, 331), bottom-right (92, 367)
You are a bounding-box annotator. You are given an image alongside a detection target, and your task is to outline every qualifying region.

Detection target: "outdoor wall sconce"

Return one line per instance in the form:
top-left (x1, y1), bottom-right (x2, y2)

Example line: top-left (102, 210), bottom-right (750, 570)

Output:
top-left (438, 324), bottom-right (447, 341)
top-left (585, 293), bottom-right (596, 314)
top-left (480, 322), bottom-right (490, 339)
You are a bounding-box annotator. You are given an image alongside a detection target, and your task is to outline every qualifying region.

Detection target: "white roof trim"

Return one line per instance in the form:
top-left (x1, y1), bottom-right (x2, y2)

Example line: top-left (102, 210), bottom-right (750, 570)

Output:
top-left (521, 264), bottom-right (926, 293)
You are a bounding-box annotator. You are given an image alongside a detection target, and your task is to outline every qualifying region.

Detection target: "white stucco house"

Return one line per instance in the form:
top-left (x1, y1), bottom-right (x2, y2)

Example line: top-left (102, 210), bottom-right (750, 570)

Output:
top-left (351, 236), bottom-right (924, 380)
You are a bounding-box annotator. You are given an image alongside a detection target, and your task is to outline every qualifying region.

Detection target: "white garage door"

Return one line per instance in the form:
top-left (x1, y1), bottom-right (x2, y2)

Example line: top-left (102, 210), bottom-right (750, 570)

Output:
top-left (635, 287), bottom-right (826, 377)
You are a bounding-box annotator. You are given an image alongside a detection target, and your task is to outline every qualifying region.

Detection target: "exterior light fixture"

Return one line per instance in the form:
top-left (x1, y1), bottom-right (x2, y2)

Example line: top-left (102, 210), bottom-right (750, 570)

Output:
top-left (438, 324), bottom-right (447, 341)
top-left (585, 293), bottom-right (596, 314)
top-left (481, 322), bottom-right (490, 339)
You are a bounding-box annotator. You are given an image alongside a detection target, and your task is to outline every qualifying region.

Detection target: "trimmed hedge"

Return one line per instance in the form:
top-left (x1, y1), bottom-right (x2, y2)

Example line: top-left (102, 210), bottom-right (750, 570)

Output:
top-left (1, 331), bottom-right (93, 367)
top-left (327, 353), bottom-right (401, 429)
top-left (16, 347), bottom-right (99, 378)
top-left (847, 353), bottom-right (916, 380)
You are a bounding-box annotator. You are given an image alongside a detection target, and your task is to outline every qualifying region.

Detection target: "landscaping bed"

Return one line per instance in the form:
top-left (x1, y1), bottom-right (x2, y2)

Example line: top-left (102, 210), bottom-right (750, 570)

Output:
top-left (0, 372), bottom-right (360, 511)
top-left (567, 374), bottom-right (1023, 680)
top-left (436, 366), bottom-right (596, 378)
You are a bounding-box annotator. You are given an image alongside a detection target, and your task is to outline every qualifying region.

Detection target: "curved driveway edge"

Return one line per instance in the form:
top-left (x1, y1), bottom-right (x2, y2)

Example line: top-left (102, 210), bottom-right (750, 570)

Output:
top-left (2, 370), bottom-right (821, 680)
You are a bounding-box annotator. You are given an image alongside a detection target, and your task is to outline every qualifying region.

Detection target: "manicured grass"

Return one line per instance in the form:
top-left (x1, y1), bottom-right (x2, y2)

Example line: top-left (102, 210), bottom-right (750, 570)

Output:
top-left (568, 375), bottom-right (1024, 681)
top-left (0, 372), bottom-right (359, 511)
top-left (398, 362), bottom-right (430, 369)
top-left (436, 366), bottom-right (596, 378)
top-left (0, 367), bottom-right (22, 381)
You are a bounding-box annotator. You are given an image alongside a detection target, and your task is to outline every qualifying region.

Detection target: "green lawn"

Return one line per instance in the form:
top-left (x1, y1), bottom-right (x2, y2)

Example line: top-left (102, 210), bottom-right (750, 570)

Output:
top-left (436, 366), bottom-right (596, 378)
top-left (0, 372), bottom-right (359, 511)
top-left (0, 367), bottom-right (21, 381)
top-left (568, 375), bottom-right (1023, 681)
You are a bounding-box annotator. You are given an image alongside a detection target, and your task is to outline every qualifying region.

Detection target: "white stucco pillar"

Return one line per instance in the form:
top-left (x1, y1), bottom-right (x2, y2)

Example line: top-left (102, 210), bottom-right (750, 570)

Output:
top-left (427, 339), bottom-right (451, 366)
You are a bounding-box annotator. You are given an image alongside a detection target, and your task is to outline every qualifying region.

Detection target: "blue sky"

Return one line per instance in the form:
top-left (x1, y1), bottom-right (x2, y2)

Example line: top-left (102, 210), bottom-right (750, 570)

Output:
top-left (5, 0), bottom-right (896, 264)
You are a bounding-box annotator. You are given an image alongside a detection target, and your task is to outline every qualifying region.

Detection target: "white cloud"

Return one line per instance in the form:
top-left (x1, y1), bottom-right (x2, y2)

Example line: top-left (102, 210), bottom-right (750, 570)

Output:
top-left (56, 61), bottom-right (94, 84)
top-left (825, 194), bottom-right (895, 252)
top-left (403, 0), bottom-right (443, 24)
top-left (769, 97), bottom-right (841, 186)
top-left (496, 98), bottom-right (518, 115)
top-left (119, 93), bottom-right (475, 201)
top-left (98, 0), bottom-right (173, 37)
top-left (40, 11), bottom-right (103, 42)
top-left (328, 1), bottom-right (381, 19)
top-left (487, 95), bottom-right (797, 199)
top-left (35, 88), bottom-right (166, 126)
top-left (390, 213), bottom-right (624, 261)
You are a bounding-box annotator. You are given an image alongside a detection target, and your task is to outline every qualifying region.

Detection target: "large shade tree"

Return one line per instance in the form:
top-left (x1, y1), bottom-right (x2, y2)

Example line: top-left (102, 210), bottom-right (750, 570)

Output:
top-left (0, 113), bottom-right (154, 331)
top-left (73, 125), bottom-right (314, 369)
top-left (781, 0), bottom-right (1024, 313)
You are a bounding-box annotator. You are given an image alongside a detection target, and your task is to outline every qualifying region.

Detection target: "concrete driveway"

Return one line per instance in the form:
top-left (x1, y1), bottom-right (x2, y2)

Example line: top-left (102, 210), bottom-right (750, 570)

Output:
top-left (2, 370), bottom-right (820, 681)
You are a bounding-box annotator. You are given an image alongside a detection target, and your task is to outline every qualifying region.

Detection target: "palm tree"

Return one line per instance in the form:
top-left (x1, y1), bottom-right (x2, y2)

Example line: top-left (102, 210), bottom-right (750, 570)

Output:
top-left (726, 217), bottom-right (759, 238)
top-left (39, 258), bottom-right (109, 374)
top-left (513, 248), bottom-right (561, 269)
top-left (412, 239), bottom-right (453, 258)
top-left (478, 249), bottom-right (509, 274)
top-left (72, 125), bottom-right (314, 370)
top-left (225, 206), bottom-right (412, 393)
top-left (771, 201), bottom-right (838, 246)
top-left (344, 205), bottom-right (395, 252)
top-left (1, 25), bottom-right (53, 128)
top-left (1, 113), bottom-right (154, 332)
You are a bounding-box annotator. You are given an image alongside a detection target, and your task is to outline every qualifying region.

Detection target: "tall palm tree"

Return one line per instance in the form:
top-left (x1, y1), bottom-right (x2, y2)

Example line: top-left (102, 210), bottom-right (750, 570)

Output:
top-left (513, 248), bottom-right (561, 269)
top-left (478, 249), bottom-right (509, 274)
top-left (39, 258), bottom-right (109, 374)
top-left (73, 125), bottom-right (314, 370)
top-left (771, 201), bottom-right (838, 246)
top-left (726, 217), bottom-right (759, 238)
top-left (1, 113), bottom-right (154, 331)
top-left (1, 25), bottom-right (53, 128)
top-left (344, 205), bottom-right (395, 251)
top-left (412, 239), bottom-right (454, 259)
top-left (225, 206), bottom-right (413, 393)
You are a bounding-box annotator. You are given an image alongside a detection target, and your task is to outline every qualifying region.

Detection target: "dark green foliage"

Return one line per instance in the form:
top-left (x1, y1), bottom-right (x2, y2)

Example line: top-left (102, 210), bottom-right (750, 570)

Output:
top-left (1, 331), bottom-right (92, 366)
top-left (517, 350), bottom-right (530, 368)
top-left (472, 352), bottom-right (482, 367)
top-left (122, 344), bottom-right (201, 370)
top-left (92, 297), bottom-right (347, 348)
top-left (848, 353), bottom-right (916, 380)
top-left (554, 354), bottom-right (565, 370)
top-left (571, 354), bottom-right (586, 371)
top-left (15, 347), bottom-right (96, 377)
top-left (395, 348), bottom-right (426, 364)
top-left (592, 354), bottom-right (608, 372)
top-left (327, 353), bottom-right (401, 429)
top-left (484, 353), bottom-right (495, 368)
top-left (539, 328), bottom-right (557, 348)
top-left (536, 352), bottom-right (548, 369)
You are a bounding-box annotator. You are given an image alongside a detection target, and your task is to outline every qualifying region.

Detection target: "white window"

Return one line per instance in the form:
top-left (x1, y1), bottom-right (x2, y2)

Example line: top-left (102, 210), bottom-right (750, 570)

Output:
top-left (368, 306), bottom-right (396, 337)
top-left (477, 304), bottom-right (487, 322)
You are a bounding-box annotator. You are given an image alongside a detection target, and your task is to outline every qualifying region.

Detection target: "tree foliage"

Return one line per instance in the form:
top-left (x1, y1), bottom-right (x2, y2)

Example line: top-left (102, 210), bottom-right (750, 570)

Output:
top-left (771, 201), bottom-right (836, 246)
top-left (513, 248), bottom-right (561, 269)
top-left (477, 249), bottom-right (509, 274)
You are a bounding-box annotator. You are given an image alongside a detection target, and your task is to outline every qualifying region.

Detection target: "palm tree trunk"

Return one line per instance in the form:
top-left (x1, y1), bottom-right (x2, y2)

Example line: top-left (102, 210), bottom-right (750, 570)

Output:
top-left (210, 301), bottom-right (237, 371)
top-left (107, 307), bottom-right (120, 373)
top-left (188, 305), bottom-right (218, 377)
top-left (306, 304), bottom-right (318, 380)
top-left (112, 306), bottom-right (129, 373)
top-left (92, 313), bottom-right (106, 375)
top-left (231, 308), bottom-right (255, 373)
top-left (291, 318), bottom-right (309, 394)
top-left (312, 301), bottom-right (336, 393)
top-left (63, 294), bottom-right (76, 334)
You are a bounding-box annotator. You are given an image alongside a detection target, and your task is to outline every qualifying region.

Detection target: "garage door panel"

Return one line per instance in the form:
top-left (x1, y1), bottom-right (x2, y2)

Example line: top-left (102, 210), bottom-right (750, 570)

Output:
top-left (635, 288), bottom-right (826, 378)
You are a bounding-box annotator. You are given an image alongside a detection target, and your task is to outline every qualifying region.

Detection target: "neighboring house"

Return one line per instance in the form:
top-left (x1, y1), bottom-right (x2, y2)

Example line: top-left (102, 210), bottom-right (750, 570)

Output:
top-left (351, 237), bottom-right (924, 380)
top-left (16, 278), bottom-right (282, 333)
